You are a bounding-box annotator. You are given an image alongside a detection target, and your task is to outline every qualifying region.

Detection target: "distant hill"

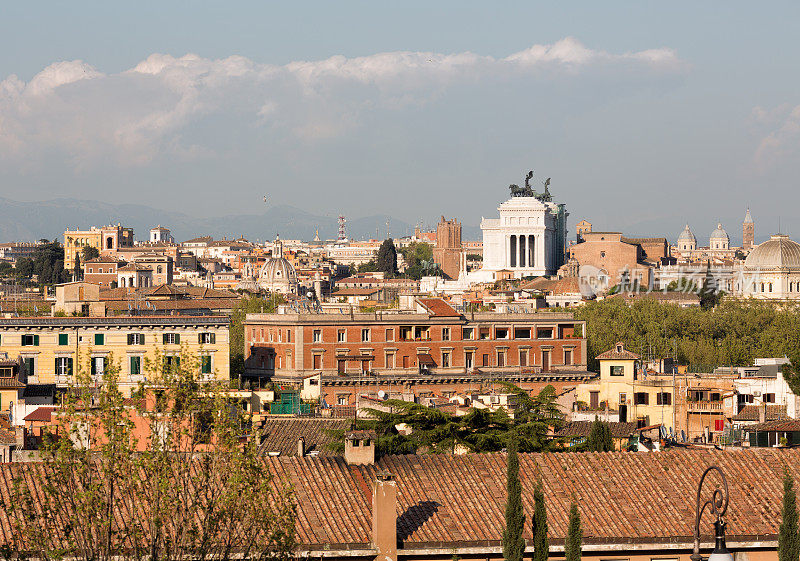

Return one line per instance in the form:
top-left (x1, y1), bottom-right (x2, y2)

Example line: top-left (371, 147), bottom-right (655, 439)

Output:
top-left (0, 197), bottom-right (481, 243)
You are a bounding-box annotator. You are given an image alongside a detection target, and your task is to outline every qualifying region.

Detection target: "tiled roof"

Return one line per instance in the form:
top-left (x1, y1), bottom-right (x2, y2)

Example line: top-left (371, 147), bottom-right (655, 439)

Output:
top-left (743, 419), bottom-right (800, 432)
top-left (147, 284), bottom-right (187, 296)
top-left (0, 449), bottom-right (798, 549)
top-left (417, 298), bottom-right (460, 317)
top-left (732, 404), bottom-right (788, 422)
top-left (257, 418), bottom-right (351, 456)
top-left (596, 342), bottom-right (640, 361)
top-left (331, 288), bottom-right (381, 296)
top-left (21, 384), bottom-right (55, 398)
top-left (554, 421), bottom-right (639, 439)
top-left (23, 406), bottom-right (57, 423)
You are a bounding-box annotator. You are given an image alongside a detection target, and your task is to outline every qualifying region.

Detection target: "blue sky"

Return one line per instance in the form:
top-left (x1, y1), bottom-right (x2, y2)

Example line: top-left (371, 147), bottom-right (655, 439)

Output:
top-left (1, 2), bottom-right (799, 242)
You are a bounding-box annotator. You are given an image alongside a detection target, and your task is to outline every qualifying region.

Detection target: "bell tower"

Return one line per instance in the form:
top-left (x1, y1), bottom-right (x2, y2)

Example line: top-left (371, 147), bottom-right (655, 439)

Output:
top-left (743, 209), bottom-right (754, 250)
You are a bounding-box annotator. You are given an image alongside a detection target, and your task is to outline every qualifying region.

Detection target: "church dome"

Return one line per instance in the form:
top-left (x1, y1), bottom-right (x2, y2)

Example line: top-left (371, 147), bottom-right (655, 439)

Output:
top-left (710, 223), bottom-right (728, 241)
top-left (744, 234), bottom-right (800, 270)
top-left (677, 224), bottom-right (696, 244)
top-left (258, 237), bottom-right (298, 293)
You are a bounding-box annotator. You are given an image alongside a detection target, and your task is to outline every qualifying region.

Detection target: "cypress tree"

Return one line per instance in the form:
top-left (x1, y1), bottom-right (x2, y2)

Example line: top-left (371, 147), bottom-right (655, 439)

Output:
top-left (779, 471), bottom-right (800, 561)
top-left (503, 432), bottom-right (525, 561)
top-left (586, 417), bottom-right (614, 452)
top-left (376, 238), bottom-right (398, 277)
top-left (532, 480), bottom-right (548, 561)
top-left (565, 502), bottom-right (582, 561)
top-left (73, 253), bottom-right (82, 281)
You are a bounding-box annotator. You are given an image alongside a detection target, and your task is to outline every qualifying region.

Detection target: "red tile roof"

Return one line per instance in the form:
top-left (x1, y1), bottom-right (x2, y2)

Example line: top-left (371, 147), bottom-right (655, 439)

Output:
top-left (596, 342), bottom-right (641, 360)
top-left (418, 298), bottom-right (460, 317)
top-left (1, 449), bottom-right (798, 549)
top-left (256, 418), bottom-right (351, 456)
top-left (23, 406), bottom-right (57, 423)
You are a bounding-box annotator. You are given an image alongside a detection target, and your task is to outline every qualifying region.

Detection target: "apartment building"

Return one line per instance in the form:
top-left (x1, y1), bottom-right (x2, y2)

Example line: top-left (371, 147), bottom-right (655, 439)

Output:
top-left (0, 316), bottom-right (230, 395)
top-left (64, 224), bottom-right (134, 270)
top-left (243, 298), bottom-right (587, 382)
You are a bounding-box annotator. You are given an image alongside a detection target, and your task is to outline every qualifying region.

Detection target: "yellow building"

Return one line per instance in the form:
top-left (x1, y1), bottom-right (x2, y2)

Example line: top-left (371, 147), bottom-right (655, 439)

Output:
top-left (63, 224), bottom-right (134, 271)
top-left (0, 316), bottom-right (230, 396)
top-left (577, 342), bottom-right (675, 432)
top-left (0, 358), bottom-right (23, 413)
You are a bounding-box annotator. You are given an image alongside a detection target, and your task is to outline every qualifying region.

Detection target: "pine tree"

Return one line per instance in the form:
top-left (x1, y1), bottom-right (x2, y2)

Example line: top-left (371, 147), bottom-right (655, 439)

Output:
top-left (73, 253), bottom-right (82, 281)
top-left (586, 417), bottom-right (614, 452)
top-left (779, 471), bottom-right (800, 561)
top-left (565, 502), bottom-right (582, 561)
top-left (376, 238), bottom-right (398, 277)
top-left (502, 432), bottom-right (525, 561)
top-left (532, 480), bottom-right (548, 561)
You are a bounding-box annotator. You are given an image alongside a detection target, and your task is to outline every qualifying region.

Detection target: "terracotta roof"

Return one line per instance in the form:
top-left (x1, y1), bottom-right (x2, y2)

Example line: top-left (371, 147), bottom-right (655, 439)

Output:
top-left (595, 342), bottom-right (640, 361)
top-left (146, 284), bottom-right (186, 296)
top-left (417, 298), bottom-right (460, 317)
top-left (732, 404), bottom-right (788, 422)
top-left (104, 298), bottom-right (240, 313)
top-left (744, 419), bottom-right (800, 432)
top-left (0, 449), bottom-right (799, 549)
top-left (554, 421), bottom-right (639, 439)
top-left (256, 418), bottom-right (351, 456)
top-left (23, 406), bottom-right (58, 423)
top-left (331, 288), bottom-right (381, 297)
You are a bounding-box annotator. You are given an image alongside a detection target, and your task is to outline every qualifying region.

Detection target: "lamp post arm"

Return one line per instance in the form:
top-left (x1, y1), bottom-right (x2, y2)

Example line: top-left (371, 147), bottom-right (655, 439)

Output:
top-left (691, 466), bottom-right (729, 561)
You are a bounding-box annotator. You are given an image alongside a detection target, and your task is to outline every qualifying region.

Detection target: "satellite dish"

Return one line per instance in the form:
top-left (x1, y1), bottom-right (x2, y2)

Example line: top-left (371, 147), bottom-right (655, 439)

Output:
top-left (660, 425), bottom-right (668, 439)
top-left (681, 430), bottom-right (687, 442)
top-left (378, 390), bottom-right (387, 400)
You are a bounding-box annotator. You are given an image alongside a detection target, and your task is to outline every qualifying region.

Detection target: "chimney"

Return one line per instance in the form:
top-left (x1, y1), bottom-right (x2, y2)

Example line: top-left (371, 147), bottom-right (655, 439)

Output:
top-left (297, 436), bottom-right (305, 457)
top-left (344, 430), bottom-right (376, 465)
top-left (759, 402), bottom-right (767, 424)
top-left (373, 471), bottom-right (397, 561)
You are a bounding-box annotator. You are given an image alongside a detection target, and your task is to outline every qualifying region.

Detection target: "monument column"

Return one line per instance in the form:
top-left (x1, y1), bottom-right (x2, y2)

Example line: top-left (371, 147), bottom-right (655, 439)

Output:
top-left (519, 235), bottom-right (526, 268)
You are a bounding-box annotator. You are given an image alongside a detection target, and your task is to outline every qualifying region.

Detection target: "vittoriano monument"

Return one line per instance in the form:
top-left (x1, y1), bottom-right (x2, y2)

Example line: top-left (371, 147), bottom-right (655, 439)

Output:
top-left (508, 170), bottom-right (552, 202)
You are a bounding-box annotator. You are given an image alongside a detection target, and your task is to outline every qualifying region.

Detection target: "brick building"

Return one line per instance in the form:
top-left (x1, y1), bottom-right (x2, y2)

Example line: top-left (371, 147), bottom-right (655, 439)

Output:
top-left (432, 216), bottom-right (463, 280)
top-left (570, 231), bottom-right (669, 289)
top-left (243, 298), bottom-right (589, 404)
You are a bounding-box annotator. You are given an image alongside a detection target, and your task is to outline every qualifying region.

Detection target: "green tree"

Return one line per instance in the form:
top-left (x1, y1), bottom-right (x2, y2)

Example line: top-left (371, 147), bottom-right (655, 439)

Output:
top-left (502, 432), bottom-right (525, 561)
top-left (375, 238), bottom-right (398, 277)
top-left (565, 502), bottom-right (582, 561)
top-left (229, 294), bottom-right (284, 383)
top-left (357, 260), bottom-right (379, 273)
top-left (73, 252), bottom-right (82, 280)
top-left (82, 245), bottom-right (100, 261)
top-left (532, 480), bottom-right (548, 561)
top-left (14, 256), bottom-right (34, 280)
top-left (585, 417), bottom-right (614, 452)
top-left (1, 350), bottom-right (297, 559)
top-left (0, 261), bottom-right (13, 277)
top-left (779, 471), bottom-right (800, 561)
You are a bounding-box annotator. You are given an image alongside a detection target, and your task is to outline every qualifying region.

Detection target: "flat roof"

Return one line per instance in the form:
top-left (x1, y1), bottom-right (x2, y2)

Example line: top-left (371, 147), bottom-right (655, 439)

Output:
top-left (0, 316), bottom-right (229, 328)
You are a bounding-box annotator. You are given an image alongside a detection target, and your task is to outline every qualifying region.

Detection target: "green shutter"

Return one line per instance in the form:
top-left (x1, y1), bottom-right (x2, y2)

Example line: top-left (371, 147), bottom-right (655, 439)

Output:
top-left (163, 334), bottom-right (168, 344)
top-left (91, 358), bottom-right (96, 376)
top-left (68, 358), bottom-right (73, 377)
top-left (94, 333), bottom-right (104, 346)
top-left (127, 334), bottom-right (133, 345)
top-left (59, 333), bottom-right (69, 346)
top-left (34, 334), bottom-right (39, 346)
top-left (210, 333), bottom-right (215, 344)
top-left (201, 356), bottom-right (211, 374)
top-left (174, 334), bottom-right (180, 344)
top-left (130, 356), bottom-right (140, 376)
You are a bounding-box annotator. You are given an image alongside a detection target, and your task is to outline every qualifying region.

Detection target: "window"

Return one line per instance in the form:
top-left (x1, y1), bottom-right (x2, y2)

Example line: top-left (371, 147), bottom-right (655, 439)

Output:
top-left (58, 333), bottom-right (69, 346)
top-left (610, 365), bottom-right (625, 376)
top-left (520, 349), bottom-right (529, 367)
top-left (287, 330), bottom-right (291, 343)
top-left (338, 329), bottom-right (347, 342)
top-left (163, 333), bottom-right (180, 345)
top-left (634, 392), bottom-right (649, 405)
top-left (198, 332), bottom-right (216, 344)
top-left (442, 351), bottom-right (451, 368)
top-left (442, 327), bottom-right (450, 341)
top-left (337, 395), bottom-right (348, 406)
top-left (536, 327), bottom-right (554, 339)
top-left (497, 350), bottom-right (506, 367)
top-left (313, 354), bottom-right (322, 369)
top-left (128, 333), bottom-right (145, 345)
top-left (465, 351), bottom-right (474, 370)
top-left (163, 355), bottom-right (180, 372)
top-left (313, 329), bottom-right (322, 343)
top-left (201, 355), bottom-right (212, 374)
top-left (94, 333), bottom-right (105, 346)
top-left (385, 328), bottom-right (394, 342)
top-left (495, 327), bottom-right (509, 339)
top-left (55, 357), bottom-right (73, 377)
top-left (399, 326), bottom-right (412, 341)
top-left (479, 327), bottom-right (491, 340)
top-left (656, 392), bottom-right (672, 405)
top-left (619, 393), bottom-right (627, 405)
top-left (462, 327), bottom-right (474, 340)
top-left (710, 392), bottom-right (721, 402)
top-left (564, 349), bottom-right (573, 365)
top-left (514, 327), bottom-right (531, 339)
top-left (385, 352), bottom-right (395, 369)
top-left (24, 357), bottom-right (35, 376)
top-left (764, 393), bottom-right (776, 403)
top-left (129, 356), bottom-right (141, 377)
top-left (361, 328), bottom-right (370, 342)
top-left (91, 356), bottom-right (106, 376)
top-left (482, 353), bottom-right (489, 367)
top-left (21, 334), bottom-right (39, 346)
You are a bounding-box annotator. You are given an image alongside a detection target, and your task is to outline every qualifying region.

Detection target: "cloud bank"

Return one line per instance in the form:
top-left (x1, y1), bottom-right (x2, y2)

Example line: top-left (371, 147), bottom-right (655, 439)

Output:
top-left (0, 38), bottom-right (681, 169)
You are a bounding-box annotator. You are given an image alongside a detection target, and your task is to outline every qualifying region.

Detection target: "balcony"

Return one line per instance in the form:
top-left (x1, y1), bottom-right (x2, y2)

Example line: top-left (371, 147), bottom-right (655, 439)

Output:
top-left (686, 401), bottom-right (723, 412)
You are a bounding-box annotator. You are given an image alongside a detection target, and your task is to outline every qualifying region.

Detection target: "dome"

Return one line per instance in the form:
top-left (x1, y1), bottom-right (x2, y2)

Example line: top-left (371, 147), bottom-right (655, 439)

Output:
top-left (744, 234), bottom-right (800, 270)
top-left (677, 224), bottom-right (696, 243)
top-left (258, 237), bottom-right (298, 293)
top-left (710, 223), bottom-right (729, 242)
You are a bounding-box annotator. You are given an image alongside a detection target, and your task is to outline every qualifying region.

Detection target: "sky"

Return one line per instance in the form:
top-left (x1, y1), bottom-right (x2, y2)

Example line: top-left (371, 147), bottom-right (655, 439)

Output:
top-left (1, 2), bottom-right (799, 242)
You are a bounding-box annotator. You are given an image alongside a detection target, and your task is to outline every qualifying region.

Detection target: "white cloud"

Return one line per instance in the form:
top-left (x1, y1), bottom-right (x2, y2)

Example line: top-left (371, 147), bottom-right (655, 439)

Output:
top-left (0, 38), bottom-right (683, 169)
top-left (754, 104), bottom-right (800, 169)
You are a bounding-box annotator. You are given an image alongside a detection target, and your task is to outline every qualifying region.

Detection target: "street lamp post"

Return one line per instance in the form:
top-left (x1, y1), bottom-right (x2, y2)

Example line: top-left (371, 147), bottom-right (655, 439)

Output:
top-left (691, 466), bottom-right (733, 561)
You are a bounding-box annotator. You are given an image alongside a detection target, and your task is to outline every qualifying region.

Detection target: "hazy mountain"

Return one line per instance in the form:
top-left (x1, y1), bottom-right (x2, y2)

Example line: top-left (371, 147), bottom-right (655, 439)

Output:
top-left (0, 197), bottom-right (481, 243)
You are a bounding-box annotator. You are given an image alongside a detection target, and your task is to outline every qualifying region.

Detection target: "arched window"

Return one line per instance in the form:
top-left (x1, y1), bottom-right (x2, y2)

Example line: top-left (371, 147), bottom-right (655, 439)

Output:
top-left (157, 266), bottom-right (163, 274)
top-left (106, 237), bottom-right (113, 249)
top-left (769, 283), bottom-right (773, 292)
top-left (761, 283), bottom-right (765, 292)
